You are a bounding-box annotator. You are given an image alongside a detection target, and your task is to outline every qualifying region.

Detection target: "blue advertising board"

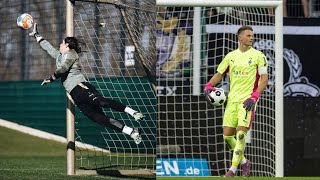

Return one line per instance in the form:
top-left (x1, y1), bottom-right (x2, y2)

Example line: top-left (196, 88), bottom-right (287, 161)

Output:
top-left (156, 158), bottom-right (210, 176)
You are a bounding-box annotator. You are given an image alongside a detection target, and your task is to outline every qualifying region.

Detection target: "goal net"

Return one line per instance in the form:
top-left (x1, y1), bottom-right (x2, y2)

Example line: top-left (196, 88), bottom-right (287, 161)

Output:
top-left (71, 0), bottom-right (156, 175)
top-left (156, 0), bottom-right (283, 177)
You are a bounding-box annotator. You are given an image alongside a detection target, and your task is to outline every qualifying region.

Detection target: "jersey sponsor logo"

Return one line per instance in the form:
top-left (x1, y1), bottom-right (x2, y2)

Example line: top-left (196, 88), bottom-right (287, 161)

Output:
top-left (253, 39), bottom-right (320, 97)
top-left (234, 70), bottom-right (249, 76)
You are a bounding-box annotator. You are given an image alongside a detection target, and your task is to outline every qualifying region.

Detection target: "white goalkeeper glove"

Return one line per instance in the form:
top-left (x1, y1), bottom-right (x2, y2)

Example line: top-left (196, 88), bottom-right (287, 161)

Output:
top-left (41, 74), bottom-right (56, 86)
top-left (29, 23), bottom-right (44, 43)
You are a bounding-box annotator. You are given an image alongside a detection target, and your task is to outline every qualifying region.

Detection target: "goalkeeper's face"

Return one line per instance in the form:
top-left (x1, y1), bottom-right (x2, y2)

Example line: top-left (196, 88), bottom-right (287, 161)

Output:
top-left (59, 40), bottom-right (69, 54)
top-left (239, 30), bottom-right (254, 47)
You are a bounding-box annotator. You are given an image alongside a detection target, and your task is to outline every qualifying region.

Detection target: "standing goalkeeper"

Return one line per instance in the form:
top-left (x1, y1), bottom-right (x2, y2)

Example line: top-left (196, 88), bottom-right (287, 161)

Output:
top-left (204, 26), bottom-right (268, 177)
top-left (29, 23), bottom-right (145, 144)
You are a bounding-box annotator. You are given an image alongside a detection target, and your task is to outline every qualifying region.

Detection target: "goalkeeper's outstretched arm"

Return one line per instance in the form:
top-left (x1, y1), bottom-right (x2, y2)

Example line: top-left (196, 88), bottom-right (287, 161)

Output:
top-left (29, 23), bottom-right (60, 59)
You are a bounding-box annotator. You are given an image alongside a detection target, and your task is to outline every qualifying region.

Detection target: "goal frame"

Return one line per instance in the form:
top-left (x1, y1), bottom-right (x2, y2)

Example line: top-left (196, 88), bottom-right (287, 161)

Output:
top-left (156, 0), bottom-right (283, 177)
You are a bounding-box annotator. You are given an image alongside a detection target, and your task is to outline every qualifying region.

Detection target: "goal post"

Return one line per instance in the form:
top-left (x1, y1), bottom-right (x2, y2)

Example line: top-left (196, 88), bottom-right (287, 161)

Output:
top-left (156, 0), bottom-right (283, 177)
top-left (66, 0), bottom-right (75, 176)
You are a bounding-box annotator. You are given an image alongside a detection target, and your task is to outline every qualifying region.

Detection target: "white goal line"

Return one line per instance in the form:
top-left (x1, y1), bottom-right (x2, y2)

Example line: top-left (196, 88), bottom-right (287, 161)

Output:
top-left (0, 118), bottom-right (110, 154)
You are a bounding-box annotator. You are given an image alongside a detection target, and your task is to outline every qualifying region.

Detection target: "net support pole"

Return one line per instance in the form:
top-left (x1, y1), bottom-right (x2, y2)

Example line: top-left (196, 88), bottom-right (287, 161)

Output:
top-left (66, 0), bottom-right (75, 176)
top-left (192, 7), bottom-right (201, 96)
top-left (274, 3), bottom-right (284, 178)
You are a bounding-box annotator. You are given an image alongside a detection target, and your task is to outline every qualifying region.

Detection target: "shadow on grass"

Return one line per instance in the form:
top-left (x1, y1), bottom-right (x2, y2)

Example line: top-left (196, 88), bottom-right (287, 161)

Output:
top-left (78, 166), bottom-right (155, 180)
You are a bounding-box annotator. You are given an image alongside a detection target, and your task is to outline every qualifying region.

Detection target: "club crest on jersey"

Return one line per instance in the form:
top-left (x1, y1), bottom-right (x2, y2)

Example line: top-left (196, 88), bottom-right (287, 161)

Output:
top-left (248, 58), bottom-right (252, 65)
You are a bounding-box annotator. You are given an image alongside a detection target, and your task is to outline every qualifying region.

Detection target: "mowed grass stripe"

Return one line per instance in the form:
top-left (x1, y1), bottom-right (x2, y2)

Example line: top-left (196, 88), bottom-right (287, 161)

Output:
top-left (0, 125), bottom-right (66, 157)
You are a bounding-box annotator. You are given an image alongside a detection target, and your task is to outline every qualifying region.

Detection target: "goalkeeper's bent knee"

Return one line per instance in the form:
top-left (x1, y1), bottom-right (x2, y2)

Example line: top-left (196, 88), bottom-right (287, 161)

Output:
top-left (236, 130), bottom-right (247, 142)
top-left (223, 135), bottom-right (236, 150)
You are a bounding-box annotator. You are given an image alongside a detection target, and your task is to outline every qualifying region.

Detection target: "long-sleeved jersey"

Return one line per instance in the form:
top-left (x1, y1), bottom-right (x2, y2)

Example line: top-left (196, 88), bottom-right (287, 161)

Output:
top-left (39, 40), bottom-right (86, 93)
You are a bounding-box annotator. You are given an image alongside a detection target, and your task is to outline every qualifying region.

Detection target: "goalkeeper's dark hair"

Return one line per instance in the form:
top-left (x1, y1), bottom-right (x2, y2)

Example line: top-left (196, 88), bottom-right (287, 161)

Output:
top-left (65, 37), bottom-right (81, 53)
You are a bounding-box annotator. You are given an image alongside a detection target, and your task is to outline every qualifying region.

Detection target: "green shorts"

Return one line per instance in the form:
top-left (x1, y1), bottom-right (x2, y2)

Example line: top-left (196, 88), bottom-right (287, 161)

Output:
top-left (223, 101), bottom-right (256, 128)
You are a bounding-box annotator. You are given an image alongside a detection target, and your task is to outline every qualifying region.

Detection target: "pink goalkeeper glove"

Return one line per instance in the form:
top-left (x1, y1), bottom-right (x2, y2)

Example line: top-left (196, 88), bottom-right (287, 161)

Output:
top-left (243, 91), bottom-right (260, 111)
top-left (204, 82), bottom-right (216, 104)
top-left (204, 82), bottom-right (216, 92)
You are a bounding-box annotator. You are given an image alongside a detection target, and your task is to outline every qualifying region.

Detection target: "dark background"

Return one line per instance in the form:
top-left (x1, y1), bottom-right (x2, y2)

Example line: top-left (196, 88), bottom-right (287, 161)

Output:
top-left (158, 18), bottom-right (320, 176)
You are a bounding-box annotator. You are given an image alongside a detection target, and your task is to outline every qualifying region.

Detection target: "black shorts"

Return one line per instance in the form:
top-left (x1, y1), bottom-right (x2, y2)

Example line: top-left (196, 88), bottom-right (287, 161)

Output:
top-left (69, 82), bottom-right (125, 130)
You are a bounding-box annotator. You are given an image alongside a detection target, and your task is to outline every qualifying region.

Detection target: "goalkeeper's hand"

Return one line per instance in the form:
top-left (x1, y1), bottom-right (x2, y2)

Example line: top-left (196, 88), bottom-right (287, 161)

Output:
top-left (243, 91), bottom-right (260, 111)
top-left (204, 82), bottom-right (216, 92)
top-left (29, 23), bottom-right (43, 43)
top-left (41, 75), bottom-right (56, 86)
top-left (204, 82), bottom-right (216, 104)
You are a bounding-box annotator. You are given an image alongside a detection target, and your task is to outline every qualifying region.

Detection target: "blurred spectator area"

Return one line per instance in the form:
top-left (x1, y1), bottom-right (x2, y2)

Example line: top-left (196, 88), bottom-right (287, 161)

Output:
top-left (205, 0), bottom-right (320, 18)
top-left (285, 0), bottom-right (320, 17)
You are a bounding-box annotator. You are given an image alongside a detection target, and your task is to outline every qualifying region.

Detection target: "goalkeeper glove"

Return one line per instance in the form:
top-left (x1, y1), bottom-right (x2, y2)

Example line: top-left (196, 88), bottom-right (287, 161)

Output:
top-left (204, 82), bottom-right (216, 92)
top-left (29, 23), bottom-right (44, 43)
top-left (204, 82), bottom-right (216, 104)
top-left (243, 91), bottom-right (260, 111)
top-left (41, 74), bottom-right (56, 86)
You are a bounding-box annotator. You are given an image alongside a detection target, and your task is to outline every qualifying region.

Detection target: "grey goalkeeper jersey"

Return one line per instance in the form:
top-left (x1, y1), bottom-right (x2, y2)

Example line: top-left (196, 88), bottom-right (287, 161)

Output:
top-left (39, 40), bottom-right (86, 93)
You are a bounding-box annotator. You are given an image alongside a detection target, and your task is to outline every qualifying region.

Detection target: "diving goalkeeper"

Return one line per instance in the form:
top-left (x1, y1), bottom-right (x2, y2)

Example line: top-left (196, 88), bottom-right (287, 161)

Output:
top-left (29, 23), bottom-right (144, 144)
top-left (204, 26), bottom-right (268, 177)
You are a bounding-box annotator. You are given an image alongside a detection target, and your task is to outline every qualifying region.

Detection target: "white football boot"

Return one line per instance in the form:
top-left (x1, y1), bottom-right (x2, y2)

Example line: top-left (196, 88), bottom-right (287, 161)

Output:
top-left (132, 112), bottom-right (145, 122)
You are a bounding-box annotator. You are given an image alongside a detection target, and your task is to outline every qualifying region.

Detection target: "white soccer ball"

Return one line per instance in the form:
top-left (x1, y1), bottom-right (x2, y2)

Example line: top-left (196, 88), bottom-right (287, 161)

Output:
top-left (208, 88), bottom-right (226, 106)
top-left (17, 13), bottom-right (33, 30)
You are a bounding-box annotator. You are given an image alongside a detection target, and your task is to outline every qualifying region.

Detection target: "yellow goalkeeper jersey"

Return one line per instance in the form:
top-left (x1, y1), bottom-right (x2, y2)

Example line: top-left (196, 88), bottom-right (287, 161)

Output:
top-left (217, 47), bottom-right (268, 102)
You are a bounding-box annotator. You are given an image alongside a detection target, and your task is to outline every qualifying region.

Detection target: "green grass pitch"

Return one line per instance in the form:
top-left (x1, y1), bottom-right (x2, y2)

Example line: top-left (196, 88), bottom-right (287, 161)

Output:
top-left (0, 126), bottom-right (319, 179)
top-left (0, 126), bottom-right (153, 180)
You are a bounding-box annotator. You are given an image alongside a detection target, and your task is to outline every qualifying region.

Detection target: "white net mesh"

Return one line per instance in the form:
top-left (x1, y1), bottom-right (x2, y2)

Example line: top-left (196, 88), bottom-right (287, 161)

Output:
top-left (157, 6), bottom-right (276, 177)
top-left (72, 0), bottom-right (156, 173)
